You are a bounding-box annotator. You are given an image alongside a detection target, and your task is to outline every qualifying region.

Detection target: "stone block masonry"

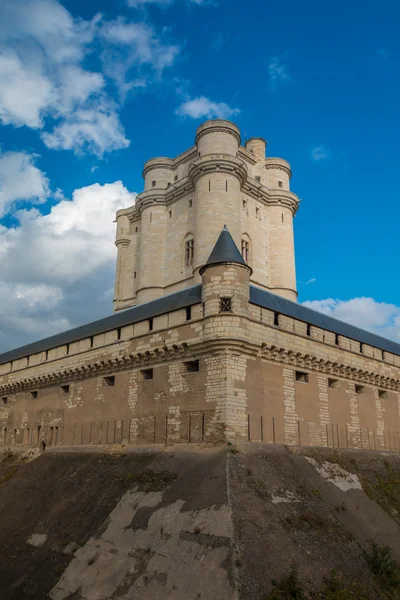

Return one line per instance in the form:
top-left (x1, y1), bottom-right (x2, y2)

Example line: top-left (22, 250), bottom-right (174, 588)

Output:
top-left (1, 121), bottom-right (400, 453)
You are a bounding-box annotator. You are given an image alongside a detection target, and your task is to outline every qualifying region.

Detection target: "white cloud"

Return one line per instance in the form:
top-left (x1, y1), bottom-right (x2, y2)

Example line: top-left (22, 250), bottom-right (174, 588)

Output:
top-left (268, 56), bottom-right (291, 91)
top-left (99, 18), bottom-right (179, 100)
top-left (310, 146), bottom-right (330, 162)
top-left (176, 96), bottom-right (240, 119)
top-left (42, 105), bottom-right (130, 156)
top-left (127, 0), bottom-right (213, 6)
top-left (0, 0), bottom-right (179, 155)
top-left (302, 297), bottom-right (400, 343)
top-left (0, 180), bottom-right (136, 352)
top-left (0, 50), bottom-right (54, 129)
top-left (0, 151), bottom-right (50, 217)
top-left (127, 0), bottom-right (173, 6)
top-left (305, 278), bottom-right (316, 285)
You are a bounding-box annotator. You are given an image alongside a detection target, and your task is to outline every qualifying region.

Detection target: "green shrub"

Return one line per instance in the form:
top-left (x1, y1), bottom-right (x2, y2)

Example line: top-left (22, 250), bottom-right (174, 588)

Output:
top-left (367, 542), bottom-right (400, 593)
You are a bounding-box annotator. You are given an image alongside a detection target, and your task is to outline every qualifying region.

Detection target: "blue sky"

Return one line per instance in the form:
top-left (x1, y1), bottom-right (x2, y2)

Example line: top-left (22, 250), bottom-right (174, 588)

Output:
top-left (0, 0), bottom-right (399, 352)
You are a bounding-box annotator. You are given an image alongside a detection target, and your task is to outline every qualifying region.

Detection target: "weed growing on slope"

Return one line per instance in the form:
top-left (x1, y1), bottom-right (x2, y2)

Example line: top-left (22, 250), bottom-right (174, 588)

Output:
top-left (265, 565), bottom-right (304, 600)
top-left (367, 542), bottom-right (400, 595)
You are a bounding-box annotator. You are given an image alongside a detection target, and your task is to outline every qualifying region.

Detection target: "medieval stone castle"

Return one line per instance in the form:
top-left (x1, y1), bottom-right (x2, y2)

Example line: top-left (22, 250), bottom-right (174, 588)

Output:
top-left (1, 119), bottom-right (400, 451)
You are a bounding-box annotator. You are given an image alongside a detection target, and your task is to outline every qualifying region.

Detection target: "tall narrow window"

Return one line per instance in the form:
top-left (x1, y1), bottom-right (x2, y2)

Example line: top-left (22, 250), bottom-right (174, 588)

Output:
top-left (241, 234), bottom-right (251, 264)
top-left (241, 239), bottom-right (249, 262)
top-left (226, 180), bottom-right (228, 192)
top-left (278, 181), bottom-right (283, 188)
top-left (185, 237), bottom-right (194, 267)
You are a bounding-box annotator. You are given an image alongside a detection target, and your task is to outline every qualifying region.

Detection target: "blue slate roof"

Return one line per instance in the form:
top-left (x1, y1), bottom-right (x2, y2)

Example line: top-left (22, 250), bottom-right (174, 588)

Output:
top-left (0, 285), bottom-right (202, 365)
top-left (200, 226), bottom-right (249, 273)
top-left (1, 280), bottom-right (399, 368)
top-left (250, 285), bottom-right (400, 357)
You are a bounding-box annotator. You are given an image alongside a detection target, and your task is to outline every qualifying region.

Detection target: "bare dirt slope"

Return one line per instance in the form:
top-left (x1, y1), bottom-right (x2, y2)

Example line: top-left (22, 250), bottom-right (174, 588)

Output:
top-left (1, 444), bottom-right (400, 599)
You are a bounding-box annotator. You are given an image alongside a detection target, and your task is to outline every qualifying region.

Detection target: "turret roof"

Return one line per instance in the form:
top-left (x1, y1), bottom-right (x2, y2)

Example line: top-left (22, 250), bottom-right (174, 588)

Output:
top-left (200, 226), bottom-right (249, 273)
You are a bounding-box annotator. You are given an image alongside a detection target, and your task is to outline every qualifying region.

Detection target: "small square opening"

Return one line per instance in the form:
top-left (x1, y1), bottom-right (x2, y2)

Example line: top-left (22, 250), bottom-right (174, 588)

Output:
top-left (152, 180), bottom-right (156, 187)
top-left (355, 384), bottom-right (364, 394)
top-left (31, 391), bottom-right (38, 399)
top-left (278, 181), bottom-right (283, 188)
top-left (328, 378), bottom-right (340, 389)
top-left (255, 176), bottom-right (261, 182)
top-left (104, 376), bottom-right (115, 387)
top-left (61, 385), bottom-right (70, 394)
top-left (295, 371), bottom-right (308, 383)
top-left (220, 297), bottom-right (232, 313)
top-left (2, 397), bottom-right (7, 405)
top-left (378, 389), bottom-right (387, 399)
top-left (141, 369), bottom-right (153, 380)
top-left (174, 175), bottom-right (178, 181)
top-left (185, 360), bottom-right (199, 373)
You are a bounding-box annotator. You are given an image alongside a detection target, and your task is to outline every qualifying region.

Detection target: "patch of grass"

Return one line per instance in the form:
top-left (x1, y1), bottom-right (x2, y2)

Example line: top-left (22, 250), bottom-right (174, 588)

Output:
top-left (362, 465), bottom-right (400, 522)
top-left (128, 469), bottom-right (177, 492)
top-left (367, 542), bottom-right (400, 594)
top-left (265, 565), bottom-right (304, 600)
top-left (315, 570), bottom-right (369, 600)
top-left (266, 568), bottom-right (369, 600)
top-left (0, 466), bottom-right (19, 487)
top-left (296, 484), bottom-right (321, 499)
top-left (282, 512), bottom-right (326, 532)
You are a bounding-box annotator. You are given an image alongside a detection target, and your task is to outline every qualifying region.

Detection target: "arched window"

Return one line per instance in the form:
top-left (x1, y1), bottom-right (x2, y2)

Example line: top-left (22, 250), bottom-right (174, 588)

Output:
top-left (184, 234), bottom-right (195, 268)
top-left (241, 234), bottom-right (251, 264)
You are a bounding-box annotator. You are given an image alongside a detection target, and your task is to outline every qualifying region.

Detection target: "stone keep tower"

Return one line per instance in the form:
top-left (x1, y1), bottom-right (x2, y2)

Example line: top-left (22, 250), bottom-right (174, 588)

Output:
top-left (114, 119), bottom-right (300, 312)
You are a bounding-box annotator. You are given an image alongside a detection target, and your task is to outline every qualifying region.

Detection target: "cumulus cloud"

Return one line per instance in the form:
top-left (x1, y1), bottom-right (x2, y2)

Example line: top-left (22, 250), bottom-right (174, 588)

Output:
top-left (268, 56), bottom-right (291, 91)
top-left (176, 96), bottom-right (240, 119)
top-left (127, 0), bottom-right (173, 6)
top-left (0, 151), bottom-right (50, 217)
top-left (99, 18), bottom-right (179, 100)
top-left (302, 297), bottom-right (400, 343)
top-left (0, 180), bottom-right (136, 352)
top-left (127, 0), bottom-right (212, 5)
top-left (310, 146), bottom-right (330, 162)
top-left (0, 0), bottom-right (178, 155)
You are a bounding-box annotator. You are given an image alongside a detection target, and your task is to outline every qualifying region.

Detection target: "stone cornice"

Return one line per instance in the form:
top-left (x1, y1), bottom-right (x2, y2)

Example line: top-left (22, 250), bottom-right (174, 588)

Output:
top-left (142, 157), bottom-right (174, 178)
top-left (238, 147), bottom-right (258, 166)
top-left (188, 155), bottom-right (248, 186)
top-left (265, 158), bottom-right (292, 179)
top-left (195, 123), bottom-right (241, 146)
top-left (242, 182), bottom-right (300, 214)
top-left (135, 191), bottom-right (167, 214)
top-left (115, 237), bottom-right (131, 248)
top-left (2, 337), bottom-right (400, 396)
top-left (260, 343), bottom-right (400, 392)
top-left (0, 342), bottom-right (192, 395)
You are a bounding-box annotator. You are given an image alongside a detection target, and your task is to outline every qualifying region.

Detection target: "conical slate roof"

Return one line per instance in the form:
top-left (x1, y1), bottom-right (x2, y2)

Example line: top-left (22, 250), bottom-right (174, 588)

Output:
top-left (200, 226), bottom-right (250, 273)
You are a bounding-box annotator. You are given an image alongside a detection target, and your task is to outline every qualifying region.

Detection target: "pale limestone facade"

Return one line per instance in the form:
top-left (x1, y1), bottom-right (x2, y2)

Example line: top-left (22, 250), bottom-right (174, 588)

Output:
top-left (114, 119), bottom-right (299, 311)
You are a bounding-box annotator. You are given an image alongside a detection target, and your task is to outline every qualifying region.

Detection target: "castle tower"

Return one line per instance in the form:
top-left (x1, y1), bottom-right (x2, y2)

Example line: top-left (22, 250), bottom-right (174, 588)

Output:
top-left (200, 226), bottom-right (252, 439)
top-left (113, 119), bottom-right (300, 312)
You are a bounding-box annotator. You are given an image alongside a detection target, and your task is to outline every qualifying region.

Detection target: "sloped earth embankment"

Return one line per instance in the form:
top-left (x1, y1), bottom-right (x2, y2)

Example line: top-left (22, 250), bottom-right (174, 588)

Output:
top-left (1, 444), bottom-right (400, 599)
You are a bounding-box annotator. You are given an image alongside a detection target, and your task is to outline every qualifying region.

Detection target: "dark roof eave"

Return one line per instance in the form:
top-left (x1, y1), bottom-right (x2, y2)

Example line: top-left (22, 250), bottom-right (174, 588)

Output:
top-left (249, 285), bottom-right (400, 358)
top-left (0, 285), bottom-right (202, 366)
